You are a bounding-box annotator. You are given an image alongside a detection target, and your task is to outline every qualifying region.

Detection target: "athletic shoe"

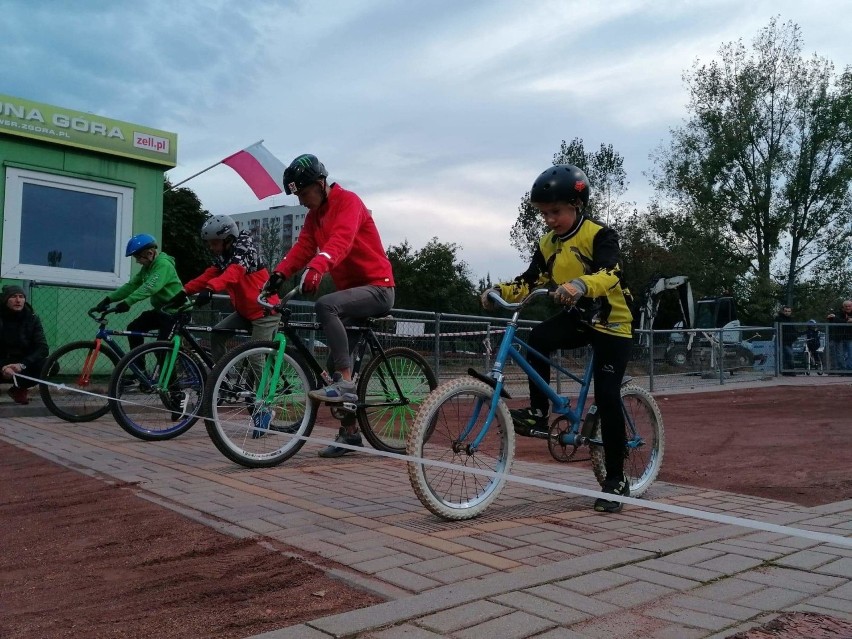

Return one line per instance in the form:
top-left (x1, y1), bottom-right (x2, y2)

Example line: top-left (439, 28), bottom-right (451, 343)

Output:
top-left (318, 428), bottom-right (363, 458)
top-left (251, 407), bottom-right (275, 439)
top-left (309, 372), bottom-right (357, 404)
top-left (594, 476), bottom-right (630, 513)
top-left (7, 386), bottom-right (29, 405)
top-left (509, 407), bottom-right (548, 437)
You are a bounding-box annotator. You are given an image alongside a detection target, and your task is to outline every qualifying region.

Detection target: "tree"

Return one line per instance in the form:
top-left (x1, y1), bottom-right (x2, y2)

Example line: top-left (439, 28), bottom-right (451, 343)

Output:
top-left (257, 216), bottom-right (285, 271)
top-left (651, 18), bottom-right (852, 313)
top-left (510, 138), bottom-right (630, 261)
top-left (387, 238), bottom-right (478, 313)
top-left (162, 179), bottom-right (210, 282)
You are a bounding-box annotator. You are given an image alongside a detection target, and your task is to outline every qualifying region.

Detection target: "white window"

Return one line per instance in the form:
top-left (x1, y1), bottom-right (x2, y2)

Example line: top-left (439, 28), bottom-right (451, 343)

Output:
top-left (1, 168), bottom-right (134, 286)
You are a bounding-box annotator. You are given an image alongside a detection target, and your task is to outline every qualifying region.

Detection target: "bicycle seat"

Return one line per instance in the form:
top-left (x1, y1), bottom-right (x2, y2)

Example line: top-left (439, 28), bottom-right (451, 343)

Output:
top-left (347, 315), bottom-right (393, 328)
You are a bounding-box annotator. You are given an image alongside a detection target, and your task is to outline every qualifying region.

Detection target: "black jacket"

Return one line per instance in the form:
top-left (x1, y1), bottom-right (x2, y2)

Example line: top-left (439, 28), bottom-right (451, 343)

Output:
top-left (0, 303), bottom-right (49, 368)
top-left (774, 313), bottom-right (797, 346)
top-left (827, 309), bottom-right (852, 339)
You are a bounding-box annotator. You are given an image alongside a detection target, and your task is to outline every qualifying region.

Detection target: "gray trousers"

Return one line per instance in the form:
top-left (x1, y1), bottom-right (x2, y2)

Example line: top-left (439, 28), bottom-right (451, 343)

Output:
top-left (212, 312), bottom-right (279, 363)
top-left (314, 286), bottom-right (395, 372)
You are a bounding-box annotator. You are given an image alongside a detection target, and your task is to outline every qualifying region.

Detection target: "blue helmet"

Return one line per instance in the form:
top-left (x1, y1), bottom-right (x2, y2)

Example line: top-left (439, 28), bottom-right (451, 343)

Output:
top-left (125, 233), bottom-right (158, 257)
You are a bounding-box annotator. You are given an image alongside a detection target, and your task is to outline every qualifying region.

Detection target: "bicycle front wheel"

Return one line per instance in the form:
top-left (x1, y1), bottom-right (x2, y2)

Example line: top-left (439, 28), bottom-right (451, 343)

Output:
top-left (39, 340), bottom-right (120, 422)
top-left (590, 384), bottom-right (664, 497)
top-left (407, 377), bottom-right (514, 521)
top-left (357, 347), bottom-right (438, 453)
top-left (108, 341), bottom-right (207, 441)
top-left (203, 340), bottom-right (318, 468)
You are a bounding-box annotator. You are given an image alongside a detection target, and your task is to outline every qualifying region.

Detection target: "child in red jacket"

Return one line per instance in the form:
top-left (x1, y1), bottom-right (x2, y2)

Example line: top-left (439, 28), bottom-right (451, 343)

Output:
top-left (184, 215), bottom-right (279, 362)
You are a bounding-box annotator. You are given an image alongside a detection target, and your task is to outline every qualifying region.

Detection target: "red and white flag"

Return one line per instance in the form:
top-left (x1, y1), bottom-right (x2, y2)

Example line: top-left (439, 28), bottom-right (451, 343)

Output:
top-left (221, 141), bottom-right (286, 199)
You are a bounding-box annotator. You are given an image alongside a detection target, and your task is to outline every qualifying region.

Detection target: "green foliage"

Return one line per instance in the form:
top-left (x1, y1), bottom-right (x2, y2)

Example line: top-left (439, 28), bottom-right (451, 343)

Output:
top-left (651, 18), bottom-right (852, 314)
top-left (162, 179), bottom-right (210, 283)
top-left (257, 217), bottom-right (285, 271)
top-left (387, 238), bottom-right (478, 314)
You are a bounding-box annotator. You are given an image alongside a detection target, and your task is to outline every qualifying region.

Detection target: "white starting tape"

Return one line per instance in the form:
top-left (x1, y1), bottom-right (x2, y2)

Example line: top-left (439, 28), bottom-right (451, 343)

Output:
top-left (13, 372), bottom-right (852, 549)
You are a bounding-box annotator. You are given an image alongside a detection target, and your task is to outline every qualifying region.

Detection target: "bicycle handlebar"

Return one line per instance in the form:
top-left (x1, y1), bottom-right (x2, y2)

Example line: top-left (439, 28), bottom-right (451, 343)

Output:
top-left (487, 287), bottom-right (552, 312)
top-left (257, 287), bottom-right (299, 313)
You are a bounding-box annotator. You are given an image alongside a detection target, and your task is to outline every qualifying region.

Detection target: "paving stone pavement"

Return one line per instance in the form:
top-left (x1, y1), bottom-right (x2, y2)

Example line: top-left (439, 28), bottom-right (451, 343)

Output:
top-left (1, 408), bottom-right (850, 639)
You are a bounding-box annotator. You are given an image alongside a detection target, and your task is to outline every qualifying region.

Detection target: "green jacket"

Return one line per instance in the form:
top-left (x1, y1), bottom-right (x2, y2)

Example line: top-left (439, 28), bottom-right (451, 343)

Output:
top-left (107, 252), bottom-right (183, 310)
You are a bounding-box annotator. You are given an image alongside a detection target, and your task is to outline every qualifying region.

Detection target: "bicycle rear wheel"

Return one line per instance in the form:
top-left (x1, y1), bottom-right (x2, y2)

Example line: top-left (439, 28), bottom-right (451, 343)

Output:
top-left (108, 341), bottom-right (207, 441)
top-left (357, 347), bottom-right (437, 453)
top-left (203, 340), bottom-right (318, 468)
top-left (589, 384), bottom-right (664, 496)
top-left (407, 377), bottom-right (514, 521)
top-left (39, 340), bottom-right (120, 422)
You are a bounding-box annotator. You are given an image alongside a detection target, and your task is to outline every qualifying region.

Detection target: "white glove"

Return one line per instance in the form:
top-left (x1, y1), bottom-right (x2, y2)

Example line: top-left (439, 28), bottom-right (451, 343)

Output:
top-left (480, 287), bottom-right (499, 310)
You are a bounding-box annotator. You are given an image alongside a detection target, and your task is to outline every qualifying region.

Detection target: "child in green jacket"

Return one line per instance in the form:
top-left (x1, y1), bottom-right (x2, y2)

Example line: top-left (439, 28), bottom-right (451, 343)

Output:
top-left (92, 234), bottom-right (185, 350)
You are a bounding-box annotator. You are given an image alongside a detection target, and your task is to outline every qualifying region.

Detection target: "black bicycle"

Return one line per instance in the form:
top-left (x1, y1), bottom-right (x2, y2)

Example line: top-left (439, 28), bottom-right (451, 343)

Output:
top-left (107, 305), bottom-right (250, 441)
top-left (202, 290), bottom-right (438, 468)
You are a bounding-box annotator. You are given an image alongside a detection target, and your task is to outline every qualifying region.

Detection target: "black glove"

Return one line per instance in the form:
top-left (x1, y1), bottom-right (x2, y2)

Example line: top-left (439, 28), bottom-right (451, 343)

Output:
top-left (263, 272), bottom-right (285, 296)
top-left (113, 301), bottom-right (131, 314)
top-left (94, 297), bottom-right (111, 312)
top-left (168, 290), bottom-right (188, 308)
top-left (195, 289), bottom-right (214, 307)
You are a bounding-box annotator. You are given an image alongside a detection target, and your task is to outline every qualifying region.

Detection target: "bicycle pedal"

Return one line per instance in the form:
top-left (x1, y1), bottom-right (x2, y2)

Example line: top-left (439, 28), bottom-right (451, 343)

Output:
top-left (339, 401), bottom-right (358, 415)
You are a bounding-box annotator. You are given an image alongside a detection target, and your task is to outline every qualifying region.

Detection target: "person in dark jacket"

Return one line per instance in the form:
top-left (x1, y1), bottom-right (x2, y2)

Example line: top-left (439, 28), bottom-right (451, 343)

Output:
top-left (826, 300), bottom-right (852, 370)
top-left (774, 305), bottom-right (797, 375)
top-left (0, 285), bottom-right (48, 404)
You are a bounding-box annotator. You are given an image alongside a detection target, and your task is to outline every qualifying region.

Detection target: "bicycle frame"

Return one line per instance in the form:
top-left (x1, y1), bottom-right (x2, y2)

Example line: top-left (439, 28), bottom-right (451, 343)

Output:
top-left (134, 315), bottom-right (251, 390)
top-left (253, 292), bottom-right (413, 412)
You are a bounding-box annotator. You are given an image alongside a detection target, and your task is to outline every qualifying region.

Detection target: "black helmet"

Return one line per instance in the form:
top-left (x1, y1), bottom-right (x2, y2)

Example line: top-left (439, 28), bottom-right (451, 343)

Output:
top-left (283, 154), bottom-right (328, 195)
top-left (530, 164), bottom-right (591, 210)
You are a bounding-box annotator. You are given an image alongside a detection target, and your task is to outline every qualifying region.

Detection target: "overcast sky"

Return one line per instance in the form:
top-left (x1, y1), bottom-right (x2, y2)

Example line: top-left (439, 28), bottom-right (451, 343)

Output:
top-left (4, 0), bottom-right (850, 284)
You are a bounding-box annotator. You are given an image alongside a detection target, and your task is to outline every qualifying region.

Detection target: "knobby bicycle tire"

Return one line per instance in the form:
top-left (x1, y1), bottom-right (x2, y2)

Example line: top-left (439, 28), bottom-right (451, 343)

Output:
top-left (202, 340), bottom-right (318, 468)
top-left (588, 384), bottom-right (664, 496)
top-left (357, 346), bottom-right (438, 454)
top-left (108, 341), bottom-right (207, 441)
top-left (406, 377), bottom-right (515, 521)
top-left (39, 340), bottom-right (121, 422)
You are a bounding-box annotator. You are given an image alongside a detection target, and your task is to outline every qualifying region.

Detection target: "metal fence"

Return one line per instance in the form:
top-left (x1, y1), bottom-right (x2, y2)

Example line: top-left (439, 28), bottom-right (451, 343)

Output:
top-left (29, 282), bottom-right (850, 398)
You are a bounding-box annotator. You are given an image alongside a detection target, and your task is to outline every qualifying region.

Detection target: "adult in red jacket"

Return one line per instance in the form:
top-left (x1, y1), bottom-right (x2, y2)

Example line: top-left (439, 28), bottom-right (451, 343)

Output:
top-left (184, 215), bottom-right (279, 362)
top-left (264, 154), bottom-right (395, 457)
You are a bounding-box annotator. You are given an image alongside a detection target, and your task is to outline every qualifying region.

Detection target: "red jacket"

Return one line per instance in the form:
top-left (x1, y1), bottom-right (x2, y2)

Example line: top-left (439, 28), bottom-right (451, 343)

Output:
top-left (274, 184), bottom-right (395, 290)
top-left (185, 231), bottom-right (277, 321)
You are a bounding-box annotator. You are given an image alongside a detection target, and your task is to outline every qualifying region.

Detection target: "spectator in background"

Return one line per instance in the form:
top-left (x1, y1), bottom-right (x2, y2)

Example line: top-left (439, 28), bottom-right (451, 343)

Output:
top-left (0, 285), bottom-right (48, 405)
top-left (804, 319), bottom-right (825, 371)
top-left (774, 305), bottom-right (796, 376)
top-left (826, 300), bottom-right (852, 371)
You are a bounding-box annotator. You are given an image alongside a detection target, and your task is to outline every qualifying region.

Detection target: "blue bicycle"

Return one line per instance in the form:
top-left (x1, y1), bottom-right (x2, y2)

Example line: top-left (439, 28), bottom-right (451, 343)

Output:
top-left (407, 288), bottom-right (665, 521)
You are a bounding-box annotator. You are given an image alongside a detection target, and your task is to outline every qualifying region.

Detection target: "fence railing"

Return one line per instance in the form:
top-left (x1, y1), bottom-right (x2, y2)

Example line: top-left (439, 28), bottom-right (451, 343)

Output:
top-left (29, 282), bottom-right (850, 397)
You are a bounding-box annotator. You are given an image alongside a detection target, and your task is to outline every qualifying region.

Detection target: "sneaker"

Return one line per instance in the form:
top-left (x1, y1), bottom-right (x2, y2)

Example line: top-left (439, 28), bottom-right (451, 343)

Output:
top-left (7, 386), bottom-right (29, 405)
top-left (251, 407), bottom-right (275, 439)
top-left (509, 407), bottom-right (548, 437)
top-left (594, 476), bottom-right (630, 513)
top-left (309, 372), bottom-right (357, 404)
top-left (318, 428), bottom-right (363, 458)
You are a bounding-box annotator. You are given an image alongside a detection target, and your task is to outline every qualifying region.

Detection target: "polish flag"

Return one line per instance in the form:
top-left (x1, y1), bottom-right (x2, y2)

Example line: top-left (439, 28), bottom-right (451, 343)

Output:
top-left (221, 141), bottom-right (286, 199)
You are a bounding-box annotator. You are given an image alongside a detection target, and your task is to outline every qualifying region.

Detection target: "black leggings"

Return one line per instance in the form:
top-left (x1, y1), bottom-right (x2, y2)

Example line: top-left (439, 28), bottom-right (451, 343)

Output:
top-left (126, 310), bottom-right (177, 351)
top-left (525, 310), bottom-right (632, 480)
